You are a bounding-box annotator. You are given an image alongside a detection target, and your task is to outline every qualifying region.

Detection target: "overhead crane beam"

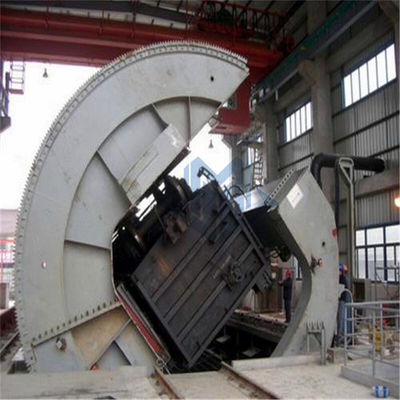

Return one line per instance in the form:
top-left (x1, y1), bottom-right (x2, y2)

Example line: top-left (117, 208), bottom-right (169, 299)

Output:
top-left (1, 0), bottom-right (190, 24)
top-left (0, 7), bottom-right (283, 80)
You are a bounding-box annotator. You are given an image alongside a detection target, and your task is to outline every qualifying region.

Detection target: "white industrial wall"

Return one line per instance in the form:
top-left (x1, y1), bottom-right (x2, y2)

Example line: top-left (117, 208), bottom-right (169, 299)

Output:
top-left (277, 9), bottom-right (399, 175)
top-left (244, 4), bottom-right (399, 265)
top-left (331, 36), bottom-right (398, 174)
top-left (331, 19), bottom-right (399, 265)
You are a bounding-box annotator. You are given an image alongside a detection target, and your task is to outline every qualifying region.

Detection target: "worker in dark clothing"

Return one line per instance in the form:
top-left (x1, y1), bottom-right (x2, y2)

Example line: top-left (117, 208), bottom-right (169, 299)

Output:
top-left (339, 264), bottom-right (351, 300)
top-left (279, 269), bottom-right (293, 323)
top-left (338, 263), bottom-right (352, 342)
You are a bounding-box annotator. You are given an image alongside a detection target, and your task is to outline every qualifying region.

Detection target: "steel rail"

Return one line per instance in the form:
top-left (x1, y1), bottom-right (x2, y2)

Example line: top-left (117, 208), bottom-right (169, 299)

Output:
top-left (154, 366), bottom-right (185, 400)
top-left (0, 331), bottom-right (21, 373)
top-left (220, 361), bottom-right (280, 399)
top-left (0, 331), bottom-right (19, 357)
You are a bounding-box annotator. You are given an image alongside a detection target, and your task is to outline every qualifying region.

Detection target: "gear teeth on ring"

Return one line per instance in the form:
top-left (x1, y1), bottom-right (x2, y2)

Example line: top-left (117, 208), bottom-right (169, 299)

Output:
top-left (14, 41), bottom-right (248, 369)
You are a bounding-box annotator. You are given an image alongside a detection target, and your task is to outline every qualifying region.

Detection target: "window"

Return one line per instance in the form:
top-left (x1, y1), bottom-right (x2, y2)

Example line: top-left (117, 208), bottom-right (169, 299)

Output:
top-left (284, 102), bottom-right (312, 143)
top-left (355, 224), bottom-right (400, 282)
top-left (247, 147), bottom-right (255, 165)
top-left (241, 134), bottom-right (263, 192)
top-left (243, 144), bottom-right (261, 168)
top-left (343, 43), bottom-right (397, 107)
top-left (366, 227), bottom-right (384, 245)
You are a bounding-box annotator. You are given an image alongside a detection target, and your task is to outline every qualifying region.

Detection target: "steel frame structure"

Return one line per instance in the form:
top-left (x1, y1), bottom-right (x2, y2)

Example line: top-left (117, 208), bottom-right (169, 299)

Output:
top-left (13, 41), bottom-right (250, 372)
top-left (0, 3), bottom-right (286, 134)
top-left (0, 6), bottom-right (283, 79)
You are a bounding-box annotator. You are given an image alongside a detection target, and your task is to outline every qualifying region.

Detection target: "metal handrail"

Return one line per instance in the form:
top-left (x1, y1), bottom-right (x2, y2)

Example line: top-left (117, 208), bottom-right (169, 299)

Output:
top-left (348, 300), bottom-right (400, 306)
top-left (344, 300), bottom-right (400, 388)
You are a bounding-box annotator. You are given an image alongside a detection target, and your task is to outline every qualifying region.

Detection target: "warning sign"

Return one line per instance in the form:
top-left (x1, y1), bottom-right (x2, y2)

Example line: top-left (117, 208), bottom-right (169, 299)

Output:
top-left (287, 184), bottom-right (303, 208)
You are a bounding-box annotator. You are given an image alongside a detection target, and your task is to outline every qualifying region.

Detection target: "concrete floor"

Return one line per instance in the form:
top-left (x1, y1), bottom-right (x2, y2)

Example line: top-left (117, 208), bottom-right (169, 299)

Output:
top-left (342, 358), bottom-right (399, 398)
top-left (169, 370), bottom-right (251, 398)
top-left (1, 357), bottom-right (388, 399)
top-left (239, 360), bottom-right (376, 399)
top-left (0, 366), bottom-right (165, 399)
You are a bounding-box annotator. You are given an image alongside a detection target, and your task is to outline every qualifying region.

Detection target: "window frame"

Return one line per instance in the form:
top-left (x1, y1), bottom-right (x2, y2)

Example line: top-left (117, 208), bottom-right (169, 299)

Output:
top-left (241, 133), bottom-right (263, 192)
top-left (283, 101), bottom-right (313, 144)
top-left (342, 42), bottom-right (397, 109)
top-left (355, 223), bottom-right (400, 283)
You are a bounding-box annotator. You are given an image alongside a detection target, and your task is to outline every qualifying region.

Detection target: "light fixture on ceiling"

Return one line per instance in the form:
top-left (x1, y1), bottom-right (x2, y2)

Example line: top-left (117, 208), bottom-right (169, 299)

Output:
top-left (43, 68), bottom-right (48, 78)
top-left (208, 139), bottom-right (214, 149)
top-left (395, 194), bottom-right (400, 209)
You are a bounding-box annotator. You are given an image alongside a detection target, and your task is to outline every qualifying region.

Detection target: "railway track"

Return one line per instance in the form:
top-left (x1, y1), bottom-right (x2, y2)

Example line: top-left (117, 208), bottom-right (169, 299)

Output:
top-left (0, 330), bottom-right (21, 373)
top-left (164, 361), bottom-right (279, 399)
top-left (0, 330), bottom-right (19, 358)
top-left (220, 362), bottom-right (279, 399)
top-left (153, 366), bottom-right (184, 399)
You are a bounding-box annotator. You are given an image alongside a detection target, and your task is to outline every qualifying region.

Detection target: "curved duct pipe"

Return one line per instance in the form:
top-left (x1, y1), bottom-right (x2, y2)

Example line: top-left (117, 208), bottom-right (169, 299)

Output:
top-left (310, 153), bottom-right (385, 226)
top-left (311, 153), bottom-right (385, 187)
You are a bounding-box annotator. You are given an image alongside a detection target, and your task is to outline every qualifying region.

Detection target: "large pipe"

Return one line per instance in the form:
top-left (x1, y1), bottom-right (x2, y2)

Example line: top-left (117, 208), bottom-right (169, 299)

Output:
top-left (311, 153), bottom-right (385, 289)
top-left (310, 153), bottom-right (385, 188)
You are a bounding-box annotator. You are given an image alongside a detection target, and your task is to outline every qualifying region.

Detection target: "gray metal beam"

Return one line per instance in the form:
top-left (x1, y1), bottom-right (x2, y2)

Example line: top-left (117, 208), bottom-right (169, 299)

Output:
top-left (0, 1), bottom-right (189, 24)
top-left (255, 0), bottom-right (376, 103)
